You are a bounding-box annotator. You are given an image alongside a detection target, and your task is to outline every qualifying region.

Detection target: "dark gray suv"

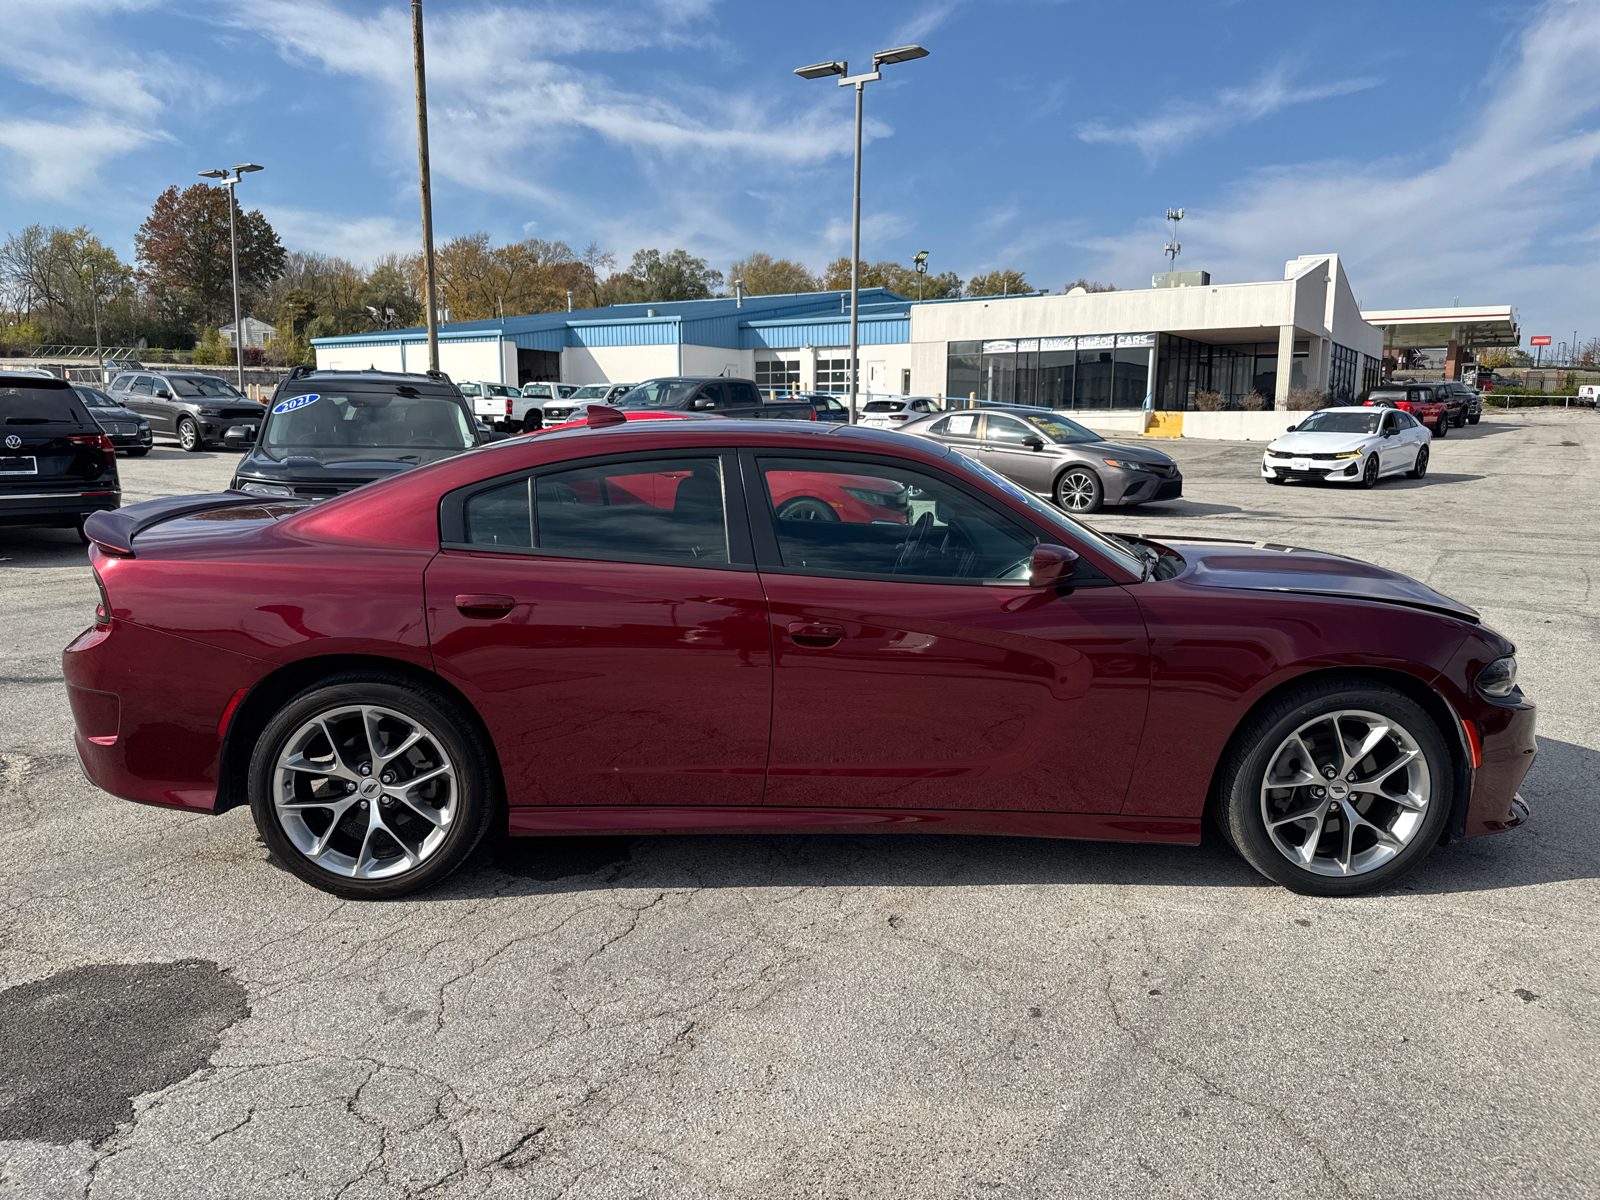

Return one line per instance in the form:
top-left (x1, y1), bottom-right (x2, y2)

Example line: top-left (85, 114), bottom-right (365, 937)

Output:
top-left (107, 370), bottom-right (265, 452)
top-left (898, 405), bottom-right (1182, 513)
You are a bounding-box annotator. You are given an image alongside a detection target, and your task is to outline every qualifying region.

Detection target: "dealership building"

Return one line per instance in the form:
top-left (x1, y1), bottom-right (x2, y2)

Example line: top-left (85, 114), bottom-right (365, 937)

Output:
top-left (312, 253), bottom-right (1383, 412)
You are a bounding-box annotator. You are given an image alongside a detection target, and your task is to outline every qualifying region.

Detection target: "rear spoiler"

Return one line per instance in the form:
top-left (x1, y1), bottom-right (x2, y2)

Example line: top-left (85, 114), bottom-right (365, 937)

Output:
top-left (83, 491), bottom-right (287, 556)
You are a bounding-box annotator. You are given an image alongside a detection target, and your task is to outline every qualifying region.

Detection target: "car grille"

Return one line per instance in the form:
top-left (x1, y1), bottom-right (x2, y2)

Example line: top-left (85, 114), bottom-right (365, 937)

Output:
top-left (218, 406), bottom-right (263, 419)
top-left (1276, 468), bottom-right (1333, 479)
top-left (290, 484), bottom-right (346, 499)
top-left (101, 422), bottom-right (137, 436)
top-left (1148, 463), bottom-right (1179, 476)
top-left (545, 406), bottom-right (576, 422)
top-left (1153, 479), bottom-right (1183, 500)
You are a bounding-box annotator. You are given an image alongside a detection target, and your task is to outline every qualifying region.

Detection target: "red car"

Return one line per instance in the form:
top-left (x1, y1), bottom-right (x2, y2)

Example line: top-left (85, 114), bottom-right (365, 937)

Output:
top-left (65, 415), bottom-right (1535, 899)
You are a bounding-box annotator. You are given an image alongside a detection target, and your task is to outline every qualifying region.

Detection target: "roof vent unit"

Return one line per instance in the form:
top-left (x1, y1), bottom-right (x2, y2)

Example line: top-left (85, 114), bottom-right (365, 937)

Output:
top-left (645, 309), bottom-right (659, 318)
top-left (1151, 270), bottom-right (1210, 289)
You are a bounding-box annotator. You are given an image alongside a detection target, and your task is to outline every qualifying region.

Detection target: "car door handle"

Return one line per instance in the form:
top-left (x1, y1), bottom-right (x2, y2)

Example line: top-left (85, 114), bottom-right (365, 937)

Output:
top-left (787, 620), bottom-right (845, 647)
top-left (455, 593), bottom-right (516, 619)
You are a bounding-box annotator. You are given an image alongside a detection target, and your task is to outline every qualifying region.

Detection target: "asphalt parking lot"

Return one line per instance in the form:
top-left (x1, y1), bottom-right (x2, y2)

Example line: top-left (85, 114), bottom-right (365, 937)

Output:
top-left (1, 410), bottom-right (1596, 1199)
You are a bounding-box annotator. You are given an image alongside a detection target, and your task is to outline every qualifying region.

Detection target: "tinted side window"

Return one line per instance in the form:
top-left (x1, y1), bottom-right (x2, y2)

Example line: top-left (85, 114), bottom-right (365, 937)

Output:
top-left (725, 381), bottom-right (760, 407)
top-left (466, 457), bottom-right (728, 564)
top-left (131, 377), bottom-right (155, 395)
top-left (756, 456), bottom-right (1037, 582)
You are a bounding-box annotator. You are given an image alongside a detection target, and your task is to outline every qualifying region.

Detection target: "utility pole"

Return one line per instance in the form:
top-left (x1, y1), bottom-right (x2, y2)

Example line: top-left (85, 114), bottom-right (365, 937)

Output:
top-left (413, 0), bottom-right (440, 373)
top-left (198, 163), bottom-right (262, 388)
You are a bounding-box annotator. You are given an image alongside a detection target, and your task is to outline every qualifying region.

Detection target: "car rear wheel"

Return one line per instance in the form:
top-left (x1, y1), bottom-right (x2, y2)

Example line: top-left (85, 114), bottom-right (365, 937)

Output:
top-left (1213, 677), bottom-right (1451, 895)
top-left (248, 673), bottom-right (496, 899)
top-left (1360, 455), bottom-right (1380, 488)
top-left (1467, 414), bottom-right (1481, 425)
top-left (177, 417), bottom-right (203, 452)
top-left (776, 496), bottom-right (839, 521)
top-left (1432, 415), bottom-right (1448, 438)
top-left (1054, 468), bottom-right (1103, 513)
top-left (1452, 409), bottom-right (1465, 427)
top-left (1407, 444), bottom-right (1429, 479)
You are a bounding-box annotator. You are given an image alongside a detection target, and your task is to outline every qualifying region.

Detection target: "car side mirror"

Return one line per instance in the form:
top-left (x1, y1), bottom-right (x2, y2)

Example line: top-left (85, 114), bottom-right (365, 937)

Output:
top-left (1285, 424), bottom-right (1297, 432)
top-left (223, 425), bottom-right (255, 450)
top-left (155, 388), bottom-right (171, 399)
top-left (693, 398), bottom-right (716, 410)
top-left (1030, 543), bottom-right (1079, 589)
top-left (1025, 436), bottom-right (1045, 450)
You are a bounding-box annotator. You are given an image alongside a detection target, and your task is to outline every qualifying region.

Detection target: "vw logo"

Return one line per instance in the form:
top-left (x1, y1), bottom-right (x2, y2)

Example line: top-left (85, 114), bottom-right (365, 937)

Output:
top-left (4, 434), bottom-right (20, 450)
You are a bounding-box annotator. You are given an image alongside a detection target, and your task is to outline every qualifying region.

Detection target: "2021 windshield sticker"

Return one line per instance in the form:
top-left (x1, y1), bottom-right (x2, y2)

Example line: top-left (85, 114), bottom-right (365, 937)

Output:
top-left (272, 393), bottom-right (320, 415)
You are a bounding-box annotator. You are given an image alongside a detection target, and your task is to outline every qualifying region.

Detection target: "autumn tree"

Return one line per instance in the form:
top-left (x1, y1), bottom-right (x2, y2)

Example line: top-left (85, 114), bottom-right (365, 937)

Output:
top-left (1062, 277), bottom-right (1117, 293)
top-left (135, 184), bottom-right (285, 331)
top-left (729, 252), bottom-right (819, 296)
top-left (964, 269), bottom-right (1034, 297)
top-left (0, 224), bottom-right (135, 344)
top-left (821, 257), bottom-right (960, 299)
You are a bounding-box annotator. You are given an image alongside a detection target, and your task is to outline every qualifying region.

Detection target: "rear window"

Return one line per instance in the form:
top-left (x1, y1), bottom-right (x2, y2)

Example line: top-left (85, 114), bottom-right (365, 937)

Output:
top-left (0, 385), bottom-right (90, 425)
top-left (263, 389), bottom-right (473, 454)
top-left (863, 401), bottom-right (904, 412)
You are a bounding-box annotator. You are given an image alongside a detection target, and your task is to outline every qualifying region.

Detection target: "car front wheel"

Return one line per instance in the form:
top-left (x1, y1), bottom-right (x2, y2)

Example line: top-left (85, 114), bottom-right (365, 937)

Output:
top-left (1213, 677), bottom-right (1452, 895)
top-left (177, 417), bottom-right (203, 452)
top-left (248, 672), bottom-right (496, 899)
top-left (1054, 468), bottom-right (1103, 513)
top-left (1360, 454), bottom-right (1380, 488)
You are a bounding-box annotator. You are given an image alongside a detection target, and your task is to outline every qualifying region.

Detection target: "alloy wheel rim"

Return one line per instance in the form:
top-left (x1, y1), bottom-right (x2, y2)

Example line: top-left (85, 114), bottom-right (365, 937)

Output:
top-left (1416, 447), bottom-right (1428, 476)
top-left (1259, 709), bottom-right (1430, 877)
top-left (1364, 456), bottom-right (1378, 484)
top-left (179, 421), bottom-right (196, 449)
top-left (1060, 473), bottom-right (1095, 511)
top-left (273, 704), bottom-right (458, 879)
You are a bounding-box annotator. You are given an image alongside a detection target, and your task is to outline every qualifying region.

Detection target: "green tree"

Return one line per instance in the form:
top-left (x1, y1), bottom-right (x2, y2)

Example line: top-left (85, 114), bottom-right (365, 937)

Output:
top-left (0, 224), bottom-right (135, 344)
top-left (190, 325), bottom-right (230, 365)
top-left (613, 248), bottom-right (723, 303)
top-left (964, 269), bottom-right (1034, 297)
top-left (135, 184), bottom-right (286, 332)
top-left (729, 252), bottom-right (819, 295)
top-left (820, 257), bottom-right (958, 298)
top-left (1062, 277), bottom-right (1117, 293)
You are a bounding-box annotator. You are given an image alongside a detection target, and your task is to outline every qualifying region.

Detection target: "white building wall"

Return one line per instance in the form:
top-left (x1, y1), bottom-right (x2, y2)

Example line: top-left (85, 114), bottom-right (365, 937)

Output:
top-left (317, 342), bottom-right (406, 373)
top-left (561, 344), bottom-right (679, 385)
top-left (679, 344), bottom-right (749, 379)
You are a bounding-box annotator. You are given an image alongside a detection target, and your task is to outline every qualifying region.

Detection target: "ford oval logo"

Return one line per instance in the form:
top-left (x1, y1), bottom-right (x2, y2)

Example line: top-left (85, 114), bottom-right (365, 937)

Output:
top-left (4, 434), bottom-right (19, 450)
top-left (271, 393), bottom-right (320, 415)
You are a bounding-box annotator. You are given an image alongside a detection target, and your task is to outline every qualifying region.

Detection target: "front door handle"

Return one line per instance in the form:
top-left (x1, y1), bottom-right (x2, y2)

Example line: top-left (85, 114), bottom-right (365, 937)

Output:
top-left (787, 620), bottom-right (844, 647)
top-left (456, 593), bottom-right (515, 619)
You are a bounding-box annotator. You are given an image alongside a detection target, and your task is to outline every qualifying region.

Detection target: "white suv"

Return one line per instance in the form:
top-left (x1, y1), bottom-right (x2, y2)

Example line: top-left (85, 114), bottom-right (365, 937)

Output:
top-left (542, 383), bottom-right (633, 425)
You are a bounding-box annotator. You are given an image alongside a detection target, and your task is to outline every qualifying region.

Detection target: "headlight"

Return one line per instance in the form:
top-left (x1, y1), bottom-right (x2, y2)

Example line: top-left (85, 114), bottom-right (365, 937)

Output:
top-left (1332, 451), bottom-right (1363, 459)
top-left (1102, 459), bottom-right (1149, 471)
top-left (199, 407), bottom-right (223, 417)
top-left (237, 480), bottom-right (296, 498)
top-left (1476, 655), bottom-right (1518, 698)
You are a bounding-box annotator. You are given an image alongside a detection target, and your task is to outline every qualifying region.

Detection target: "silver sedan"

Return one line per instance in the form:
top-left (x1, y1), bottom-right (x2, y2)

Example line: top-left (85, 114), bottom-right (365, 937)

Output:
top-left (898, 406), bottom-right (1182, 513)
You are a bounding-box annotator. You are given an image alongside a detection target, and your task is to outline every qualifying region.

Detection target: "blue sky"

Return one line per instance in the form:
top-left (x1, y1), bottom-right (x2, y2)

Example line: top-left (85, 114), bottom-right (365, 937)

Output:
top-left (2, 0), bottom-right (1596, 343)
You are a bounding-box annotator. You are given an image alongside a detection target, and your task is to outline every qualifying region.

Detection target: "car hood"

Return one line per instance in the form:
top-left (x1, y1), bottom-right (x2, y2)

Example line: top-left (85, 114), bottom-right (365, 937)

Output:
top-left (1078, 440), bottom-right (1175, 466)
top-left (1149, 536), bottom-right (1478, 621)
top-left (1266, 431), bottom-right (1372, 454)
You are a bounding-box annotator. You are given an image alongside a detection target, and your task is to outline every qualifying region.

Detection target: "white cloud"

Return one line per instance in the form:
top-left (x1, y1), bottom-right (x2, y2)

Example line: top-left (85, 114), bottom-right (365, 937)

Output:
top-left (1073, 0), bottom-right (1600, 333)
top-left (1078, 65), bottom-right (1378, 161)
top-left (0, 116), bottom-right (167, 200)
top-left (258, 207), bottom-right (418, 265)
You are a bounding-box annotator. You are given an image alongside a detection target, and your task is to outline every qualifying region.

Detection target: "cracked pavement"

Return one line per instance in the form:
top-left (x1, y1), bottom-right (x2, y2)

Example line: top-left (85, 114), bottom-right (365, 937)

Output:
top-left (1, 414), bottom-right (1596, 1198)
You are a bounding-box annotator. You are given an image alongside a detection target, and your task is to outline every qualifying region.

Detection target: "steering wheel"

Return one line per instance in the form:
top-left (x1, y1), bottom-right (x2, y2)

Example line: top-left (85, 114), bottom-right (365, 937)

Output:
top-left (894, 511), bottom-right (935, 572)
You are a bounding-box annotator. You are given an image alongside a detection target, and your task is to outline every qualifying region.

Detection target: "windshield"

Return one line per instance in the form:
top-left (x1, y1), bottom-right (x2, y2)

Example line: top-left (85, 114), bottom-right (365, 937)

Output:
top-left (1294, 411), bottom-right (1383, 435)
top-left (74, 387), bottom-right (119, 409)
top-left (948, 451), bottom-right (1145, 577)
top-left (614, 379), bottom-right (701, 410)
top-left (168, 376), bottom-right (247, 399)
top-left (569, 385), bottom-right (611, 399)
top-left (262, 390), bottom-right (474, 459)
top-left (1007, 409), bottom-right (1102, 444)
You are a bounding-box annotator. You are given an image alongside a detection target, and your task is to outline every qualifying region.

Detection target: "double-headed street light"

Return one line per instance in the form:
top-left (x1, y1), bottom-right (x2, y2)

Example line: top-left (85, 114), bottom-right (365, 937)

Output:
top-left (795, 44), bottom-right (929, 424)
top-left (198, 163), bottom-right (264, 388)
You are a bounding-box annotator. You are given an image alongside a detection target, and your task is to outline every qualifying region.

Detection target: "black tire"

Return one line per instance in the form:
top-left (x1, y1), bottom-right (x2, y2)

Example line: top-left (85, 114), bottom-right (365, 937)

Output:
top-left (1452, 409), bottom-right (1465, 428)
top-left (248, 672), bottom-right (497, 899)
top-left (1053, 467), bottom-right (1104, 513)
top-left (1432, 415), bottom-right (1448, 438)
top-left (777, 496), bottom-right (839, 521)
top-left (74, 518), bottom-right (91, 545)
top-left (1360, 454), bottom-right (1380, 488)
top-left (177, 417), bottom-right (203, 452)
top-left (1467, 414), bottom-right (1480, 425)
top-left (1406, 444), bottom-right (1429, 479)
top-left (1213, 675), bottom-right (1453, 896)
top-left (521, 413), bottom-right (542, 434)
top-left (125, 447), bottom-right (150, 457)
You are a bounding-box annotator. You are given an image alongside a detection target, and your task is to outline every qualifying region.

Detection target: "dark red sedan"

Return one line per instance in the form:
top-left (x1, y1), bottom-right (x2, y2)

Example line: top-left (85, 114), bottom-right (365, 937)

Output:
top-left (64, 413), bottom-right (1535, 899)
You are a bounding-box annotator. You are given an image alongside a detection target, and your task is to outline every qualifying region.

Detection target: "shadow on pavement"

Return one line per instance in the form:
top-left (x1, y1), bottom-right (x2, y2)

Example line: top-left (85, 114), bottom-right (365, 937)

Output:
top-left (0, 527), bottom-right (91, 569)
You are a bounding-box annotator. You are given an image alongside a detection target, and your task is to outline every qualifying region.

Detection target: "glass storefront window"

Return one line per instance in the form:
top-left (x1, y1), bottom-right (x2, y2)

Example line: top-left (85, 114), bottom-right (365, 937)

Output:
top-left (1156, 334), bottom-right (1277, 410)
top-left (1075, 348), bottom-right (1114, 408)
top-left (947, 341), bottom-right (981, 401)
top-left (1329, 342), bottom-right (1360, 401)
top-left (1112, 347), bottom-right (1149, 407)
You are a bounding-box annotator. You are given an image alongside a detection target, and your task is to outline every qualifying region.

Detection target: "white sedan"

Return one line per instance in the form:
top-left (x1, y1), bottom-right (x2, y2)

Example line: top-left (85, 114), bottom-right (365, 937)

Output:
top-left (1261, 405), bottom-right (1431, 487)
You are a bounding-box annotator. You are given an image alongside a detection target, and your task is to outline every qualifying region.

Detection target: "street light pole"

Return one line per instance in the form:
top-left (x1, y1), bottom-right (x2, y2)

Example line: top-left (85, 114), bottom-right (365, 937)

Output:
top-left (795, 44), bottom-right (928, 424)
top-left (198, 163), bottom-right (262, 390)
top-left (413, 0), bottom-right (440, 374)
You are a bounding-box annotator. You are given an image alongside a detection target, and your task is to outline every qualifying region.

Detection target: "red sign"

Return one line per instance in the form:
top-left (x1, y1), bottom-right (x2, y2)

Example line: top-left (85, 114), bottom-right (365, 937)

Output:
top-left (1531, 336), bottom-right (1552, 346)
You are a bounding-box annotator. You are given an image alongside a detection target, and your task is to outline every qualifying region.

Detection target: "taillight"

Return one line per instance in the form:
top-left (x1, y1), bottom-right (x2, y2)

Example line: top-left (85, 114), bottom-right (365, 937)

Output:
top-left (890, 413), bottom-right (909, 420)
top-left (69, 433), bottom-right (116, 458)
top-left (93, 569), bottom-right (111, 626)
top-left (505, 399), bottom-right (513, 415)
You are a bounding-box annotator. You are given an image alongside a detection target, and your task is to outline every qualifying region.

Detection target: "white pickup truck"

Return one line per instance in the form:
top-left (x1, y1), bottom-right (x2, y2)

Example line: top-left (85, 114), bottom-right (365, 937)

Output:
top-left (457, 381), bottom-right (525, 432)
top-left (514, 381), bottom-right (581, 432)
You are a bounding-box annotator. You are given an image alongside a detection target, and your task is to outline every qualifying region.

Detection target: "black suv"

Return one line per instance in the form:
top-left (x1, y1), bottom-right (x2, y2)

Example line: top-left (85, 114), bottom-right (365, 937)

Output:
top-left (613, 377), bottom-right (823, 420)
top-left (106, 370), bottom-right (265, 451)
top-left (1443, 380), bottom-right (1483, 426)
top-left (0, 373), bottom-right (120, 538)
top-left (229, 367), bottom-right (489, 501)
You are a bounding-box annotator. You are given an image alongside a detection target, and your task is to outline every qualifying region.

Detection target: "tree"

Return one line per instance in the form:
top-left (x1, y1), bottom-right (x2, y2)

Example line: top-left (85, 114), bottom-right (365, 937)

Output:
top-left (577, 241), bottom-right (616, 308)
top-left (358, 258), bottom-right (422, 330)
top-left (1063, 277), bottom-right (1117, 293)
top-left (615, 248), bottom-right (723, 302)
top-left (964, 269), bottom-right (1034, 297)
top-left (820, 257), bottom-right (959, 298)
top-left (135, 184), bottom-right (286, 331)
top-left (729, 252), bottom-right (819, 296)
top-left (190, 326), bottom-right (230, 365)
top-left (0, 224), bottom-right (135, 344)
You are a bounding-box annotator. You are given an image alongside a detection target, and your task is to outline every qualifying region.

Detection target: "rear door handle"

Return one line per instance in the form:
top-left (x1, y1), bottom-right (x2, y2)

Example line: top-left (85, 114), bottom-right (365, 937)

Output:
top-left (787, 620), bottom-right (845, 647)
top-left (456, 593), bottom-right (516, 619)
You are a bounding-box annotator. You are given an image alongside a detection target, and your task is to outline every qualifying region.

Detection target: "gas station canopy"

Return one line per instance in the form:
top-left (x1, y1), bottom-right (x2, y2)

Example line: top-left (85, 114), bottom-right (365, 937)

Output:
top-left (1359, 305), bottom-right (1519, 351)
